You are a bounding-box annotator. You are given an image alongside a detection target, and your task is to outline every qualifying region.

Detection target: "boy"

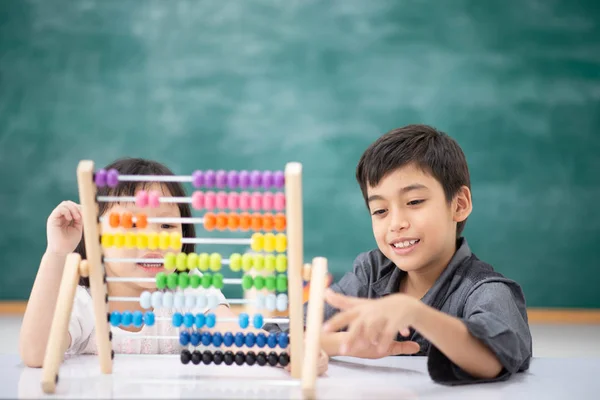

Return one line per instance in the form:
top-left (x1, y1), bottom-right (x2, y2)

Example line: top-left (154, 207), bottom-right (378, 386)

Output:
top-left (319, 124), bottom-right (532, 385)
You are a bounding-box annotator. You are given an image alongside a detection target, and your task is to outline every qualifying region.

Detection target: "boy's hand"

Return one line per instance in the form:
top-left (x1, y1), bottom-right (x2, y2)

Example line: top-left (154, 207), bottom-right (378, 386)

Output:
top-left (284, 348), bottom-right (329, 376)
top-left (322, 290), bottom-right (422, 356)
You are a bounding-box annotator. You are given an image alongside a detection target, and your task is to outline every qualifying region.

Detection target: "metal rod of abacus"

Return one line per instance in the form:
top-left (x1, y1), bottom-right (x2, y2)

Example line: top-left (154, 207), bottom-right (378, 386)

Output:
top-left (96, 196), bottom-right (192, 203)
top-left (103, 257), bottom-right (232, 265)
top-left (118, 174), bottom-right (194, 183)
top-left (99, 216), bottom-right (206, 224)
top-left (105, 276), bottom-right (243, 285)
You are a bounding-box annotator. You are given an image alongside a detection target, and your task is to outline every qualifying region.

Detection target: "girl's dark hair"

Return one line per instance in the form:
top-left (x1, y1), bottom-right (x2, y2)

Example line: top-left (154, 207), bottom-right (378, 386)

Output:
top-left (76, 158), bottom-right (196, 286)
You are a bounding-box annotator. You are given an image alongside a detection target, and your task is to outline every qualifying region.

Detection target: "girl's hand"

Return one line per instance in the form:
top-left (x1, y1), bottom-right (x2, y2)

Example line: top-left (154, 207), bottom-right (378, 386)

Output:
top-left (46, 201), bottom-right (83, 257)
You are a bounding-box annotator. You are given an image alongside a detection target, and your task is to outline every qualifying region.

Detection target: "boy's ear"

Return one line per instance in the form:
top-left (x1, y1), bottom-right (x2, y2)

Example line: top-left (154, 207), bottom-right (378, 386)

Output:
top-left (453, 185), bottom-right (472, 223)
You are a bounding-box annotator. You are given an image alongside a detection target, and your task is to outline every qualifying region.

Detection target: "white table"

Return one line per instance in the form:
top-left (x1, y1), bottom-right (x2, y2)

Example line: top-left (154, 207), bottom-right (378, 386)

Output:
top-left (1, 353), bottom-right (598, 399)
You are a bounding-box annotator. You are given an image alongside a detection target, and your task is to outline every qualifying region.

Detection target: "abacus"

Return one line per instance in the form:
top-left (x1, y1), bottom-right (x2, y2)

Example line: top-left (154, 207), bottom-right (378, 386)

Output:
top-left (41, 161), bottom-right (328, 398)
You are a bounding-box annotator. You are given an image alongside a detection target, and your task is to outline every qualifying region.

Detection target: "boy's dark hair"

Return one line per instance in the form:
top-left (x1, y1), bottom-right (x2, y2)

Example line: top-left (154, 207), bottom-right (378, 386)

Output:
top-left (356, 124), bottom-right (471, 236)
top-left (76, 158), bottom-right (196, 287)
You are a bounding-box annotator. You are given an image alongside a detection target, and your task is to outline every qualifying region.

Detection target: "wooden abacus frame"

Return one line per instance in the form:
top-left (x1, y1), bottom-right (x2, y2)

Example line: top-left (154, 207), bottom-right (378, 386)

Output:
top-left (41, 160), bottom-right (327, 399)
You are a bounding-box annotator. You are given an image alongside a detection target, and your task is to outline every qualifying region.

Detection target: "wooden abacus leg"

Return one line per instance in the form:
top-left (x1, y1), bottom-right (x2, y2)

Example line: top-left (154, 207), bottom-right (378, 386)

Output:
top-left (41, 253), bottom-right (82, 394)
top-left (301, 257), bottom-right (328, 399)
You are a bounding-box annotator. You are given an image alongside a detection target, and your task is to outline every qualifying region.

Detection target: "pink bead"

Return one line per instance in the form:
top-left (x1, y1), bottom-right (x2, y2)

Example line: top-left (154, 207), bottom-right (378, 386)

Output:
top-left (263, 192), bottom-right (274, 211)
top-left (135, 190), bottom-right (148, 208)
top-left (204, 191), bottom-right (216, 210)
top-left (216, 191), bottom-right (228, 209)
top-left (251, 192), bottom-right (262, 211)
top-left (148, 191), bottom-right (160, 208)
top-left (227, 192), bottom-right (239, 210)
top-left (191, 191), bottom-right (204, 210)
top-left (239, 192), bottom-right (251, 210)
top-left (274, 192), bottom-right (286, 211)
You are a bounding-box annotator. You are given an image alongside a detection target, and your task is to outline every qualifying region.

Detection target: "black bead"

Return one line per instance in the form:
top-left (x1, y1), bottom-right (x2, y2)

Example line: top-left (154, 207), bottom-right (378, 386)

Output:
top-left (234, 351), bottom-right (245, 366)
top-left (224, 351), bottom-right (234, 366)
top-left (202, 350), bottom-right (213, 365)
top-left (213, 350), bottom-right (223, 365)
top-left (245, 351), bottom-right (256, 366)
top-left (278, 352), bottom-right (290, 367)
top-left (180, 350), bottom-right (191, 364)
top-left (191, 350), bottom-right (202, 365)
top-left (267, 351), bottom-right (278, 366)
top-left (256, 351), bottom-right (267, 366)
top-left (107, 313), bottom-right (111, 322)
top-left (109, 331), bottom-right (113, 341)
top-left (111, 350), bottom-right (115, 360)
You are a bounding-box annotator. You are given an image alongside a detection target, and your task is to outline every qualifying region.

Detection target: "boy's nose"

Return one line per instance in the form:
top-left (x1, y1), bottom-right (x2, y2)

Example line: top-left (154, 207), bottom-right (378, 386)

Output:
top-left (388, 210), bottom-right (409, 232)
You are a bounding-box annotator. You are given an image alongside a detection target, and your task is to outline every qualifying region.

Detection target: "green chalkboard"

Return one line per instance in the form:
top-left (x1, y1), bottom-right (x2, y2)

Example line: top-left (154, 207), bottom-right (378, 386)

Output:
top-left (1, 0), bottom-right (599, 307)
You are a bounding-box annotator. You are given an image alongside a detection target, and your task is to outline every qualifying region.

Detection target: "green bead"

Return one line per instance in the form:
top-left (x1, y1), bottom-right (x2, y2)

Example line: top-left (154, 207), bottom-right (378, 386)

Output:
top-left (229, 253), bottom-right (242, 272)
top-left (265, 275), bottom-right (276, 291)
top-left (167, 273), bottom-right (178, 290)
top-left (190, 274), bottom-right (201, 289)
top-left (187, 253), bottom-right (198, 270)
top-left (254, 276), bottom-right (265, 290)
top-left (242, 254), bottom-right (253, 271)
top-left (242, 274), bottom-right (253, 290)
top-left (213, 273), bottom-right (224, 289)
top-left (201, 273), bottom-right (213, 289)
top-left (198, 253), bottom-right (209, 271)
top-left (156, 272), bottom-right (167, 290)
top-left (178, 272), bottom-right (190, 289)
top-left (253, 254), bottom-right (265, 271)
top-left (276, 254), bottom-right (287, 273)
top-left (210, 253), bottom-right (222, 272)
top-left (176, 253), bottom-right (187, 271)
top-left (164, 253), bottom-right (176, 270)
top-left (264, 254), bottom-right (276, 272)
top-left (276, 274), bottom-right (287, 292)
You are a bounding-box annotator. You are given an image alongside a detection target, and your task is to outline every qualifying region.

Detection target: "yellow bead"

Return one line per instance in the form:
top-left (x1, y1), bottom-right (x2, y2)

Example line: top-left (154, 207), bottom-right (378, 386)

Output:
top-left (170, 232), bottom-right (182, 250)
top-left (101, 233), bottom-right (114, 248)
top-left (125, 232), bottom-right (137, 248)
top-left (136, 233), bottom-right (148, 249)
top-left (176, 252), bottom-right (188, 271)
top-left (147, 232), bottom-right (158, 250)
top-left (251, 233), bottom-right (264, 252)
top-left (164, 252), bottom-right (176, 270)
top-left (159, 232), bottom-right (170, 250)
top-left (275, 233), bottom-right (287, 253)
top-left (242, 253), bottom-right (254, 271)
top-left (229, 253), bottom-right (242, 272)
top-left (187, 253), bottom-right (198, 270)
top-left (209, 253), bottom-right (222, 272)
top-left (198, 253), bottom-right (209, 271)
top-left (264, 233), bottom-right (276, 253)
top-left (253, 254), bottom-right (265, 271)
top-left (276, 254), bottom-right (287, 272)
top-left (114, 233), bottom-right (125, 248)
top-left (265, 254), bottom-right (276, 272)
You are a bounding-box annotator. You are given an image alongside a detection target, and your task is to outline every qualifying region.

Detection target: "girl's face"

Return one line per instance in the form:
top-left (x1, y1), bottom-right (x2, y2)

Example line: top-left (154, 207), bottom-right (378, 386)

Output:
top-left (101, 183), bottom-right (183, 291)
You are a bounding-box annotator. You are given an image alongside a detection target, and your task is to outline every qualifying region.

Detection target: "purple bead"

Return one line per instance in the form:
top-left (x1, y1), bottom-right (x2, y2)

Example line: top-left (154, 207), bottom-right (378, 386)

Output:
top-left (106, 169), bottom-right (119, 188)
top-left (238, 170), bottom-right (250, 189)
top-left (192, 170), bottom-right (204, 188)
top-left (95, 169), bottom-right (107, 187)
top-left (273, 171), bottom-right (285, 188)
top-left (215, 170), bottom-right (227, 189)
top-left (227, 170), bottom-right (239, 189)
top-left (262, 171), bottom-right (274, 189)
top-left (204, 170), bottom-right (216, 188)
top-left (250, 170), bottom-right (262, 189)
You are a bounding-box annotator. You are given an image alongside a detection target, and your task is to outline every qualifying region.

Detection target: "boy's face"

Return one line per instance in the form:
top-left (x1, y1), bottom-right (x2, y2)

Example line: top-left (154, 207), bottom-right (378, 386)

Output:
top-left (366, 163), bottom-right (471, 273)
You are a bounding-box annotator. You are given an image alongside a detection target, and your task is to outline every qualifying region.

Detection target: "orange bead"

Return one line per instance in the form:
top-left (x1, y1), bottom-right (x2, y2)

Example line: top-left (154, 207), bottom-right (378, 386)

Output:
top-left (204, 212), bottom-right (216, 231)
top-left (121, 212), bottom-right (133, 229)
top-left (251, 213), bottom-right (263, 231)
top-left (216, 212), bottom-right (228, 231)
top-left (262, 213), bottom-right (274, 231)
top-left (228, 213), bottom-right (240, 230)
top-left (239, 212), bottom-right (251, 231)
top-left (109, 212), bottom-right (120, 228)
top-left (136, 213), bottom-right (148, 229)
top-left (274, 213), bottom-right (286, 231)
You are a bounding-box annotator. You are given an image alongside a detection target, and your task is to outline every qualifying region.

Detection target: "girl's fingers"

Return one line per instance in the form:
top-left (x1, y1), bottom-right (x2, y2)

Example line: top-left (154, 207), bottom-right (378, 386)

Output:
top-left (364, 318), bottom-right (386, 346)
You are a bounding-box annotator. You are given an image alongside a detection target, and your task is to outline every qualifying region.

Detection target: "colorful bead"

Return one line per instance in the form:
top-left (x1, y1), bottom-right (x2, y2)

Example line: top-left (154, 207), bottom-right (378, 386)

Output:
top-left (234, 332), bottom-right (245, 347)
top-left (255, 294), bottom-right (266, 310)
top-left (212, 332), bottom-right (223, 347)
top-left (251, 233), bottom-right (264, 252)
top-left (276, 275), bottom-right (288, 292)
top-left (264, 233), bottom-right (276, 253)
top-left (95, 169), bottom-right (107, 187)
top-left (250, 170), bottom-right (262, 188)
top-left (186, 253), bottom-right (198, 270)
top-left (192, 170), bottom-right (204, 188)
top-left (262, 213), bottom-right (274, 231)
top-left (178, 272), bottom-right (190, 289)
top-left (148, 190), bottom-right (160, 208)
top-left (276, 254), bottom-right (287, 272)
top-left (227, 170), bottom-right (239, 189)
top-left (184, 313), bottom-right (194, 328)
top-left (190, 331), bottom-right (201, 346)
top-left (106, 169), bottom-right (119, 188)
top-left (279, 352), bottom-right (290, 367)
top-left (204, 170), bottom-right (216, 187)
top-left (147, 232), bottom-right (158, 250)
top-left (109, 311), bottom-right (121, 326)
top-left (135, 190), bottom-right (148, 208)
top-left (203, 212), bottom-right (216, 231)
top-left (192, 350), bottom-right (201, 365)
top-left (238, 170), bottom-right (250, 189)
top-left (229, 253), bottom-right (242, 272)
top-left (136, 233), bottom-right (148, 249)
top-left (206, 313), bottom-right (216, 328)
top-left (195, 313), bottom-right (205, 328)
top-left (267, 333), bottom-right (277, 348)
top-left (109, 212), bottom-right (120, 228)
top-left (213, 351), bottom-right (224, 365)
top-left (174, 292), bottom-right (184, 308)
top-left (201, 273), bottom-right (212, 289)
top-left (246, 352), bottom-right (256, 366)
top-left (201, 351), bottom-right (213, 366)
top-left (179, 331), bottom-right (190, 346)
top-left (155, 272), bottom-right (167, 289)
top-left (251, 192), bottom-right (262, 211)
top-left (121, 212), bottom-right (133, 229)
top-left (121, 311), bottom-right (132, 327)
top-left (216, 191), bottom-right (228, 209)
top-left (114, 233), bottom-right (125, 248)
top-left (144, 311), bottom-right (155, 326)
top-left (262, 171), bottom-right (273, 189)
top-left (198, 253), bottom-right (209, 271)
top-left (167, 273), bottom-right (178, 290)
top-left (132, 311), bottom-right (143, 328)
top-left (196, 294), bottom-right (207, 309)
top-left (253, 254), bottom-right (265, 271)
top-left (242, 275), bottom-right (253, 290)
top-left (201, 332), bottom-right (212, 346)
top-left (162, 291), bottom-right (174, 308)
top-left (265, 276), bottom-right (276, 291)
top-left (181, 349), bottom-right (191, 364)
top-left (190, 274), bottom-right (201, 288)
top-left (256, 333), bottom-right (266, 348)
top-left (274, 171), bottom-right (285, 188)
top-left (208, 295), bottom-right (219, 309)
top-left (239, 313), bottom-right (249, 329)
top-left (254, 276), bottom-right (265, 290)
top-left (204, 191), bottom-right (216, 210)
top-left (242, 253), bottom-right (253, 271)
top-left (136, 213), bottom-right (148, 229)
top-left (191, 191), bottom-right (204, 210)
top-left (266, 294), bottom-right (276, 311)
top-left (175, 253), bottom-right (187, 271)
top-left (223, 332), bottom-right (234, 347)
top-left (224, 351), bottom-right (234, 365)
top-left (159, 232), bottom-right (170, 250)
top-left (239, 212), bottom-right (251, 231)
top-left (213, 273), bottom-right (224, 289)
top-left (274, 213), bottom-right (286, 231)
top-left (151, 291), bottom-right (163, 308)
top-left (275, 233), bottom-right (287, 252)
top-left (268, 351), bottom-right (279, 366)
top-left (227, 213), bottom-right (240, 230)
top-left (239, 192), bottom-right (251, 210)
top-left (256, 351), bottom-right (267, 366)
top-left (245, 332), bottom-right (256, 347)
top-left (264, 254), bottom-right (276, 272)
top-left (274, 193), bottom-right (285, 211)
top-left (172, 312), bottom-right (183, 327)
top-left (184, 292), bottom-right (195, 308)
top-left (253, 314), bottom-right (264, 329)
top-left (227, 192), bottom-right (239, 209)
top-left (170, 232), bottom-right (181, 250)
top-left (101, 234), bottom-right (114, 248)
top-left (276, 293), bottom-right (288, 312)
top-left (216, 170), bottom-right (227, 189)
top-left (210, 253), bottom-right (222, 271)
top-left (124, 232), bottom-right (136, 248)
top-left (140, 291), bottom-right (152, 308)
top-left (215, 212), bottom-right (227, 231)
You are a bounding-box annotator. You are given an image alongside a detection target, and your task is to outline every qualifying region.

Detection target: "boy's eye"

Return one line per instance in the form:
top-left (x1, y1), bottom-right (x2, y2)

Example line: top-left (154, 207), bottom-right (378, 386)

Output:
top-left (371, 209), bottom-right (387, 216)
top-left (407, 199), bottom-right (425, 206)
top-left (161, 224), bottom-right (175, 229)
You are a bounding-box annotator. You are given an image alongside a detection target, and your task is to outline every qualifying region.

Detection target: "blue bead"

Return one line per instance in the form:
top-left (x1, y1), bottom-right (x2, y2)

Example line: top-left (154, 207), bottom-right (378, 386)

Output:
top-left (256, 333), bottom-right (266, 348)
top-left (195, 313), bottom-right (205, 328)
top-left (253, 314), bottom-right (264, 329)
top-left (278, 333), bottom-right (289, 348)
top-left (212, 332), bottom-right (223, 347)
top-left (132, 311), bottom-right (143, 328)
top-left (144, 312), bottom-right (155, 326)
top-left (179, 331), bottom-right (190, 346)
top-left (184, 313), bottom-right (194, 328)
top-left (110, 311), bottom-right (121, 326)
top-left (234, 332), bottom-right (245, 347)
top-left (190, 332), bottom-right (201, 346)
top-left (245, 332), bottom-right (256, 347)
top-left (206, 313), bottom-right (216, 328)
top-left (223, 332), bottom-right (234, 347)
top-left (201, 332), bottom-right (212, 346)
top-left (121, 311), bottom-right (132, 327)
top-left (267, 333), bottom-right (277, 348)
top-left (172, 312), bottom-right (183, 327)
top-left (238, 313), bottom-right (249, 329)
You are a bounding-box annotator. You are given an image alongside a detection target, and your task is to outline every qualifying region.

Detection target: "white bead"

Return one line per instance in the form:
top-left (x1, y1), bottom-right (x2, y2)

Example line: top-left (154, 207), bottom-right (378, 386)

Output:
top-left (255, 294), bottom-right (266, 310)
top-left (174, 292), bottom-right (185, 308)
top-left (276, 293), bottom-right (288, 312)
top-left (151, 291), bottom-right (163, 308)
top-left (266, 294), bottom-right (276, 312)
top-left (208, 295), bottom-right (219, 309)
top-left (185, 293), bottom-right (196, 308)
top-left (162, 292), bottom-right (174, 308)
top-left (196, 294), bottom-right (207, 309)
top-left (139, 291), bottom-right (152, 309)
